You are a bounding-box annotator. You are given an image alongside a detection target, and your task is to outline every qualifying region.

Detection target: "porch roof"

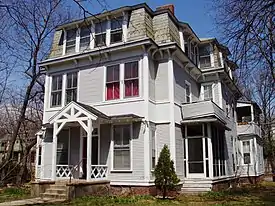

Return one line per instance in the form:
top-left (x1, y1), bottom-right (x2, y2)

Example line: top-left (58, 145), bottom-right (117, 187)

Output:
top-left (181, 115), bottom-right (231, 131)
top-left (47, 101), bottom-right (143, 125)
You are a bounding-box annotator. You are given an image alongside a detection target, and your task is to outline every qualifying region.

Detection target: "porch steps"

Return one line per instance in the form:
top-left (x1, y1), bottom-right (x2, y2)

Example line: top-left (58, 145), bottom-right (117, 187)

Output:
top-left (181, 179), bottom-right (212, 194)
top-left (41, 184), bottom-right (67, 200)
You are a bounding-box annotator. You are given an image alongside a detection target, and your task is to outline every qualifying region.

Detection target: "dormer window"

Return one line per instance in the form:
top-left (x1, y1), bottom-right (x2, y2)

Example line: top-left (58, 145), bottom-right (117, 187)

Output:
top-left (111, 17), bottom-right (123, 43)
top-left (80, 26), bottom-right (91, 51)
top-left (199, 45), bottom-right (211, 68)
top-left (95, 20), bottom-right (107, 47)
top-left (66, 28), bottom-right (77, 54)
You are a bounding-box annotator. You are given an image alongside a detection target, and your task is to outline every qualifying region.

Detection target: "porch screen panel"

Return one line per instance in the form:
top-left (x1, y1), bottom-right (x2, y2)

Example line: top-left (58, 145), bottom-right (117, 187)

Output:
top-left (56, 129), bottom-right (69, 165)
top-left (113, 125), bottom-right (130, 170)
top-left (188, 138), bottom-right (203, 173)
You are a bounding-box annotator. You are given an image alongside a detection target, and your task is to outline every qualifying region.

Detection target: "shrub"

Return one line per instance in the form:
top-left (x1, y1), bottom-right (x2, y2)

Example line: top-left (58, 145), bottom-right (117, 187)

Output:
top-left (153, 144), bottom-right (180, 199)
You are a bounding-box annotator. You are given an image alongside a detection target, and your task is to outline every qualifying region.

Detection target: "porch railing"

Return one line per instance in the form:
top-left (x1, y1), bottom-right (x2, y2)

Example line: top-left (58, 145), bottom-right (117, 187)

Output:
top-left (56, 165), bottom-right (74, 178)
top-left (91, 165), bottom-right (108, 179)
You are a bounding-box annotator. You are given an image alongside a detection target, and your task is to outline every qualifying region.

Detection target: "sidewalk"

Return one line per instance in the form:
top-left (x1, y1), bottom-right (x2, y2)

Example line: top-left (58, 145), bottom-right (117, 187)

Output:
top-left (0, 197), bottom-right (65, 206)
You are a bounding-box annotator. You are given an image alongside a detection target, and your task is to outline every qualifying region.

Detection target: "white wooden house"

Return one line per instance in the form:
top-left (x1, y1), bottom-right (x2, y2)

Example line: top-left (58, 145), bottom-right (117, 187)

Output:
top-left (35, 3), bottom-right (264, 192)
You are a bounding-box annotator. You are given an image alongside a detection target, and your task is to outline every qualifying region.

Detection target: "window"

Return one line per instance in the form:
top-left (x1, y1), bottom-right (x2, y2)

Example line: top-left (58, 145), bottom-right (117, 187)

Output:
top-left (199, 45), bottom-right (211, 68)
top-left (185, 82), bottom-right (191, 103)
top-left (203, 85), bottom-right (213, 100)
top-left (66, 72), bottom-right (78, 103)
top-left (150, 127), bottom-right (156, 170)
top-left (124, 61), bottom-right (139, 97)
top-left (66, 28), bottom-right (77, 53)
top-left (190, 43), bottom-right (196, 63)
top-left (113, 125), bottom-right (131, 170)
top-left (51, 75), bottom-right (63, 107)
top-left (106, 61), bottom-right (140, 101)
top-left (80, 26), bottom-right (91, 50)
top-left (38, 146), bottom-right (42, 165)
top-left (243, 141), bottom-right (251, 164)
top-left (95, 20), bottom-right (107, 47)
top-left (111, 17), bottom-right (123, 43)
top-left (184, 36), bottom-right (189, 56)
top-left (106, 65), bottom-right (120, 100)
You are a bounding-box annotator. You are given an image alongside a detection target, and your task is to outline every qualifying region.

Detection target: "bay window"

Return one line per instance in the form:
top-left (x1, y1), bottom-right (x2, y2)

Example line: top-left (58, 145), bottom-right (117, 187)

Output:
top-left (80, 26), bottom-right (91, 51)
top-left (111, 17), bottom-right (123, 43)
top-left (66, 72), bottom-right (78, 103)
top-left (199, 44), bottom-right (211, 68)
top-left (66, 28), bottom-right (77, 53)
top-left (113, 124), bottom-right (131, 170)
top-left (106, 65), bottom-right (120, 100)
top-left (203, 84), bottom-right (213, 100)
top-left (124, 61), bottom-right (139, 97)
top-left (106, 61), bottom-right (139, 101)
top-left (95, 20), bottom-right (107, 47)
top-left (51, 75), bottom-right (63, 107)
top-left (243, 141), bottom-right (251, 164)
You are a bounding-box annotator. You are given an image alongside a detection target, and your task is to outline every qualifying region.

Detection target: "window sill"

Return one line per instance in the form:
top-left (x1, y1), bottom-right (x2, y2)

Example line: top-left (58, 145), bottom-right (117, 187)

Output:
top-left (95, 97), bottom-right (144, 106)
top-left (110, 170), bottom-right (133, 173)
top-left (46, 106), bottom-right (63, 111)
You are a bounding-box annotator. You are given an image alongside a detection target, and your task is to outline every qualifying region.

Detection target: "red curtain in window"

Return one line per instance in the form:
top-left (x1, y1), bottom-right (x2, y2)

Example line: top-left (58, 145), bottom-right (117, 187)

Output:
top-left (133, 79), bottom-right (139, 96)
top-left (114, 82), bottom-right (120, 99)
top-left (106, 83), bottom-right (120, 100)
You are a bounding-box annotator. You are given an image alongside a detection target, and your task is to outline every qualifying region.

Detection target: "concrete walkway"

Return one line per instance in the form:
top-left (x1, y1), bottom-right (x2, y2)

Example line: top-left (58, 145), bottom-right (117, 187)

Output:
top-left (0, 197), bottom-right (65, 206)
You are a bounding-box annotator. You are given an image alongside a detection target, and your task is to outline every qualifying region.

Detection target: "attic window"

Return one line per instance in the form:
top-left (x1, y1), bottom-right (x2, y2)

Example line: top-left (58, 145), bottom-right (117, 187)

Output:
top-left (110, 17), bottom-right (123, 43)
top-left (66, 28), bottom-right (77, 54)
top-left (80, 26), bottom-right (91, 51)
top-left (95, 20), bottom-right (107, 47)
top-left (199, 45), bottom-right (211, 68)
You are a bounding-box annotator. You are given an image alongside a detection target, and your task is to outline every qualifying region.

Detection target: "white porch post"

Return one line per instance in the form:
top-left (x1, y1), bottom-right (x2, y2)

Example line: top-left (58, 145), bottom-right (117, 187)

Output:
top-left (51, 122), bottom-right (58, 181)
top-left (86, 118), bottom-right (93, 181)
top-left (35, 134), bottom-right (40, 180)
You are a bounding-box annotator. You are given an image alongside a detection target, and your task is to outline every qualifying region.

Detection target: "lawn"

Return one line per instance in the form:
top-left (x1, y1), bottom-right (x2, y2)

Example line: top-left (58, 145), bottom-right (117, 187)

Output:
top-left (0, 186), bottom-right (31, 203)
top-left (41, 181), bottom-right (275, 206)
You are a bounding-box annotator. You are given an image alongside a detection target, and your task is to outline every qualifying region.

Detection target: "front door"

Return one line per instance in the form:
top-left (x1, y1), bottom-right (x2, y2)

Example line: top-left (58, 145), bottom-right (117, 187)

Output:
top-left (187, 137), bottom-right (205, 178)
top-left (81, 128), bottom-right (99, 179)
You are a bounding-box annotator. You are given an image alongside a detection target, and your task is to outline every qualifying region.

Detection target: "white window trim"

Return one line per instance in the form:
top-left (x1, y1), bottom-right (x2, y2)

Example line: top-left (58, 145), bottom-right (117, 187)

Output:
top-left (241, 140), bottom-right (252, 165)
top-left (110, 123), bottom-right (133, 172)
top-left (150, 125), bottom-right (157, 171)
top-left (103, 59), bottom-right (142, 103)
top-left (201, 83), bottom-right (214, 101)
top-left (49, 71), bottom-right (79, 109)
top-left (185, 80), bottom-right (192, 103)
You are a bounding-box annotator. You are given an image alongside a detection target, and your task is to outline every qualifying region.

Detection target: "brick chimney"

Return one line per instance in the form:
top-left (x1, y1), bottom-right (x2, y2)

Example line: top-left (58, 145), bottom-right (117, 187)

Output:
top-left (156, 4), bottom-right (175, 15)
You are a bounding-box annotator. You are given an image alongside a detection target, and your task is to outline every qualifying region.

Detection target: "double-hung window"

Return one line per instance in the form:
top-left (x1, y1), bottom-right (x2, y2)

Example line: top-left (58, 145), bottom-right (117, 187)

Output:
top-left (106, 61), bottom-right (139, 101)
top-left (80, 26), bottom-right (91, 51)
top-left (113, 125), bottom-right (131, 170)
top-left (185, 82), bottom-right (191, 103)
top-left (203, 85), bottom-right (213, 100)
top-left (66, 72), bottom-right (78, 103)
top-left (66, 28), bottom-right (77, 54)
top-left (51, 75), bottom-right (63, 107)
top-left (243, 141), bottom-right (251, 164)
top-left (124, 61), bottom-right (139, 97)
top-left (95, 20), bottom-right (107, 47)
top-left (199, 45), bottom-right (211, 68)
top-left (106, 65), bottom-right (120, 100)
top-left (111, 17), bottom-right (123, 43)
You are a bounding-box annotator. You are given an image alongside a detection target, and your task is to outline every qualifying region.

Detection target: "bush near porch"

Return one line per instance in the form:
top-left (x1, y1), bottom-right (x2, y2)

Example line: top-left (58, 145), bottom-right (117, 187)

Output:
top-left (41, 181), bottom-right (275, 206)
top-left (0, 186), bottom-right (31, 203)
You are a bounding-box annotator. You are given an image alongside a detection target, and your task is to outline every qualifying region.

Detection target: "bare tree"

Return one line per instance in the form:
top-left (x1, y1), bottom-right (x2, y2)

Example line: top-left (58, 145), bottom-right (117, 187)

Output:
top-left (0, 0), bottom-right (76, 184)
top-left (214, 0), bottom-right (275, 82)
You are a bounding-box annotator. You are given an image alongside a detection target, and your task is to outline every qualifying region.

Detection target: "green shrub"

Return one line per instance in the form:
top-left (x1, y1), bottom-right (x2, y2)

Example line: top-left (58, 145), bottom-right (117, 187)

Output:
top-left (153, 144), bottom-right (180, 199)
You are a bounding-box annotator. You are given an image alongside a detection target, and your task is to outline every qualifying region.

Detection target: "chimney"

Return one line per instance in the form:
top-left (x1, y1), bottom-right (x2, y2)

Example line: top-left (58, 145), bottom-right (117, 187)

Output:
top-left (156, 4), bottom-right (175, 15)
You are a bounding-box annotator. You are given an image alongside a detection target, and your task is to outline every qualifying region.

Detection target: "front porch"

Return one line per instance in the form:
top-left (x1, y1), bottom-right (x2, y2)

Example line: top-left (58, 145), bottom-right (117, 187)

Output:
top-left (36, 101), bottom-right (142, 182)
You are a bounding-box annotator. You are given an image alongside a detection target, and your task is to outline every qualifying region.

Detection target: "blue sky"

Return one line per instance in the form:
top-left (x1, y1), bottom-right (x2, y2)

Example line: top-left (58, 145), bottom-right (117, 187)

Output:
top-left (81, 0), bottom-right (217, 38)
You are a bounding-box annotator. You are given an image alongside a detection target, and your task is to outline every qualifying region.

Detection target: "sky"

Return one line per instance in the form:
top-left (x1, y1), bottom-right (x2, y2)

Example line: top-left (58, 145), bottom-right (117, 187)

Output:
top-left (81, 0), bottom-right (218, 39)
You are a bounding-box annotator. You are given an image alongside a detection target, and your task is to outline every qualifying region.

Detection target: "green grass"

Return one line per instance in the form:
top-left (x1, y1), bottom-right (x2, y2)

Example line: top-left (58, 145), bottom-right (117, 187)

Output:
top-left (43, 181), bottom-right (275, 206)
top-left (0, 186), bottom-right (31, 203)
